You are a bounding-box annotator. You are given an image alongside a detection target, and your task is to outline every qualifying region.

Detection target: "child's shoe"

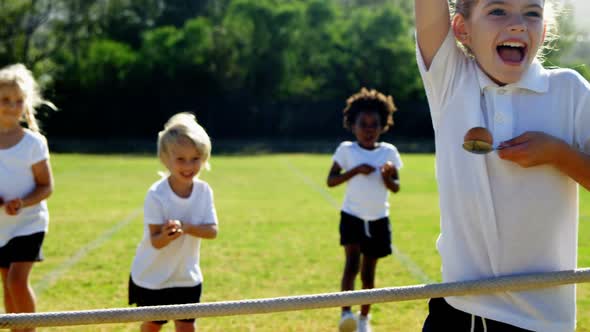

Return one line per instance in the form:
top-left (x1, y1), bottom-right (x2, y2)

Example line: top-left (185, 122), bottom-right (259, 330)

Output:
top-left (339, 310), bottom-right (357, 332)
top-left (357, 313), bottom-right (371, 332)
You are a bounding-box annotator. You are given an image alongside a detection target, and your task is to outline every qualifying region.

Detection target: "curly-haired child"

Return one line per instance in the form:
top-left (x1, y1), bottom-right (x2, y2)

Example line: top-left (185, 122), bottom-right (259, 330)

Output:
top-left (327, 88), bottom-right (403, 332)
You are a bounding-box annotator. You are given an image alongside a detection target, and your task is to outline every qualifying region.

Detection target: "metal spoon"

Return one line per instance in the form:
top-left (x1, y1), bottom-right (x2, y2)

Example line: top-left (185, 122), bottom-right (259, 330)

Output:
top-left (462, 140), bottom-right (496, 154)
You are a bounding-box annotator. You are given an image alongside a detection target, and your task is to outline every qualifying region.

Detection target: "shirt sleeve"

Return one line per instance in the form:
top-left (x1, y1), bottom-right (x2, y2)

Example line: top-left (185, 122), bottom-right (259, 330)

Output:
top-left (30, 134), bottom-right (49, 164)
top-left (332, 143), bottom-right (348, 170)
top-left (144, 191), bottom-right (165, 226)
top-left (416, 28), bottom-right (467, 129)
top-left (574, 77), bottom-right (590, 154)
top-left (201, 184), bottom-right (218, 225)
top-left (389, 146), bottom-right (403, 170)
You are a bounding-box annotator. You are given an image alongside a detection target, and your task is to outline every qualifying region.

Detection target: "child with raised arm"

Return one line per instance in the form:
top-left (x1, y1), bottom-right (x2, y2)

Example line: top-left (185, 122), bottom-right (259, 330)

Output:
top-left (129, 113), bottom-right (218, 332)
top-left (0, 64), bottom-right (54, 332)
top-left (327, 88), bottom-right (402, 332)
top-left (415, 0), bottom-right (590, 331)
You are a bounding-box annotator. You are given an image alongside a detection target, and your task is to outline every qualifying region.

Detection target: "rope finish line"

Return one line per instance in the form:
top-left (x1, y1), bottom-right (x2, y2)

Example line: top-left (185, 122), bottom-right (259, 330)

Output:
top-left (2, 268), bottom-right (590, 329)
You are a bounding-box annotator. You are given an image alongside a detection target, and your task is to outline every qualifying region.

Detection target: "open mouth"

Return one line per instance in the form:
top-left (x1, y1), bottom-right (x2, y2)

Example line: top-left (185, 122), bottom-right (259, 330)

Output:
top-left (496, 41), bottom-right (527, 64)
top-left (181, 172), bottom-right (194, 178)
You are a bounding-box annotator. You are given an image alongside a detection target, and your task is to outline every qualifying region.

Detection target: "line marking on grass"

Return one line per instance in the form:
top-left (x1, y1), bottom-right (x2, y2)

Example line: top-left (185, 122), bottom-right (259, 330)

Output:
top-left (34, 208), bottom-right (142, 295)
top-left (282, 159), bottom-right (434, 284)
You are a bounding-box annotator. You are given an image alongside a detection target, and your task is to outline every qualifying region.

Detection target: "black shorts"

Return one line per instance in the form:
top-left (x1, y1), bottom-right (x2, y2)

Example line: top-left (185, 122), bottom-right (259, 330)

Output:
top-left (0, 232), bottom-right (45, 268)
top-left (422, 298), bottom-right (533, 332)
top-left (128, 276), bottom-right (202, 325)
top-left (339, 211), bottom-right (392, 258)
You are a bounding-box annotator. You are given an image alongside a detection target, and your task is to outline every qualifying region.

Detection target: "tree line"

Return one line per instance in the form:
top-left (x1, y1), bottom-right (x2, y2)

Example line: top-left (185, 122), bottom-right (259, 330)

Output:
top-left (0, 0), bottom-right (582, 141)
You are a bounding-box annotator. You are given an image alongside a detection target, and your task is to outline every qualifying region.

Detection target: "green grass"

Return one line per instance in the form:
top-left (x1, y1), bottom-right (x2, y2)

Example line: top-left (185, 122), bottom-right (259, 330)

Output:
top-left (6, 153), bottom-right (590, 331)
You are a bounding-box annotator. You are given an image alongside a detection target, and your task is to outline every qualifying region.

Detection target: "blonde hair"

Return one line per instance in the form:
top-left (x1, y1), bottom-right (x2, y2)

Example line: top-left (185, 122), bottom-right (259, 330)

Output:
top-left (451, 0), bottom-right (561, 61)
top-left (157, 112), bottom-right (212, 171)
top-left (0, 63), bottom-right (56, 132)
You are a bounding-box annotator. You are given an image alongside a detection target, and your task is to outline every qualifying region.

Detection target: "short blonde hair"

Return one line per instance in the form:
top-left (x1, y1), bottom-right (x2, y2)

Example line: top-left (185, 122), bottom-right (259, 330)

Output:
top-left (0, 63), bottom-right (56, 132)
top-left (157, 112), bottom-right (212, 171)
top-left (451, 0), bottom-right (561, 60)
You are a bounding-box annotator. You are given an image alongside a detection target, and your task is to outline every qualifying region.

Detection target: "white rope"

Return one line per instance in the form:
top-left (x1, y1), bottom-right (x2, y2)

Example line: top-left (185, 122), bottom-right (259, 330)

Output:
top-left (2, 268), bottom-right (590, 329)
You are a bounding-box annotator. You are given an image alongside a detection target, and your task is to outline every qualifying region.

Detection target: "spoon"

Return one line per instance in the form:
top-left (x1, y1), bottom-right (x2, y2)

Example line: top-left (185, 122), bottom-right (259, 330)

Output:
top-left (462, 127), bottom-right (496, 154)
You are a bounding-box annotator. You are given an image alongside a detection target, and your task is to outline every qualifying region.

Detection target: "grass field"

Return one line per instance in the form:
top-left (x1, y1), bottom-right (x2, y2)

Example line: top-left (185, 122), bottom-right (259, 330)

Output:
top-left (8, 153), bottom-right (590, 331)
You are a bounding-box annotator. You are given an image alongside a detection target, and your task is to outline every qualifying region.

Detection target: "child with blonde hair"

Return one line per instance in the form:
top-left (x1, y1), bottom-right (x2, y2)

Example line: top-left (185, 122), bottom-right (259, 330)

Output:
top-left (0, 63), bottom-right (55, 332)
top-left (327, 88), bottom-right (402, 332)
top-left (415, 0), bottom-right (590, 330)
top-left (129, 113), bottom-right (218, 332)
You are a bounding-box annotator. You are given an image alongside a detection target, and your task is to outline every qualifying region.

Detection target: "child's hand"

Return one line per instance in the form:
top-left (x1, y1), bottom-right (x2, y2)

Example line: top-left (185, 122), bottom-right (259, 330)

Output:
top-left (498, 131), bottom-right (566, 167)
top-left (355, 164), bottom-right (376, 175)
top-left (164, 219), bottom-right (183, 237)
top-left (380, 161), bottom-right (398, 178)
top-left (5, 199), bottom-right (23, 216)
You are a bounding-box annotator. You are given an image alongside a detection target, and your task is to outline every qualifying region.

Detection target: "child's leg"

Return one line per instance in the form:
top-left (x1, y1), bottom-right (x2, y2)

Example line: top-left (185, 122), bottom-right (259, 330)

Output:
top-left (140, 321), bottom-right (162, 332)
top-left (341, 244), bottom-right (361, 312)
top-left (6, 262), bottom-right (35, 314)
top-left (0, 268), bottom-right (15, 313)
top-left (359, 256), bottom-right (378, 316)
top-left (174, 319), bottom-right (195, 332)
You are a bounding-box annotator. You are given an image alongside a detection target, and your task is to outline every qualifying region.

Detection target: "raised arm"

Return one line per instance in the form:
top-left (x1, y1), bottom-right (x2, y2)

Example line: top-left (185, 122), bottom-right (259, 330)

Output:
top-left (415, 0), bottom-right (452, 69)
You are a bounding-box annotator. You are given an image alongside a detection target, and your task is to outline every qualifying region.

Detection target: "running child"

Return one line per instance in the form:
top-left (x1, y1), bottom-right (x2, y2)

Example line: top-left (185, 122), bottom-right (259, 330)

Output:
top-left (0, 63), bottom-right (55, 332)
top-left (129, 113), bottom-right (218, 332)
top-left (327, 87), bottom-right (403, 332)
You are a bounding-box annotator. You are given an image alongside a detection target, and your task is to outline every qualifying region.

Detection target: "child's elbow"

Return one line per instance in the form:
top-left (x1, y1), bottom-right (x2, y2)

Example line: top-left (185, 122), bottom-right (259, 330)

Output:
top-left (206, 225), bottom-right (218, 239)
top-left (44, 183), bottom-right (54, 198)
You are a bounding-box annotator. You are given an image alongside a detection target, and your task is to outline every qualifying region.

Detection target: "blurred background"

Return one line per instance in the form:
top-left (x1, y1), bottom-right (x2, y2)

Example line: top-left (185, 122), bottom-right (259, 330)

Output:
top-left (2, 0), bottom-right (589, 152)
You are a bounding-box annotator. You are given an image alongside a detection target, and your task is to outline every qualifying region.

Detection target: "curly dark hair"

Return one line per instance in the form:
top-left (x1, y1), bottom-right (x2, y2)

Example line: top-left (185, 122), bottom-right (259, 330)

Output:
top-left (342, 87), bottom-right (397, 132)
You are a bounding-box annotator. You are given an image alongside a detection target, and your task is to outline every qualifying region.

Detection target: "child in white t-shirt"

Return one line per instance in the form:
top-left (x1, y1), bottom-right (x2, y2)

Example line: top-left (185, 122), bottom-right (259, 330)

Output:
top-left (129, 113), bottom-right (218, 332)
top-left (0, 63), bottom-right (55, 331)
top-left (415, 0), bottom-right (590, 331)
top-left (327, 88), bottom-right (403, 332)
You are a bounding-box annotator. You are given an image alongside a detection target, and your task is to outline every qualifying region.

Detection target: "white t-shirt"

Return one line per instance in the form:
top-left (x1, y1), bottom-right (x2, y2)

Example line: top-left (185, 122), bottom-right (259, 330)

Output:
top-left (417, 29), bottom-right (590, 332)
top-left (131, 177), bottom-right (218, 290)
top-left (0, 129), bottom-right (50, 246)
top-left (332, 141), bottom-right (403, 221)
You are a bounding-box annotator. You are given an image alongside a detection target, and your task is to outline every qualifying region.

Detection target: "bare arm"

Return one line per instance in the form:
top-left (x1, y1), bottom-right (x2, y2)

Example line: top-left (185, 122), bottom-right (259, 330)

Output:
top-left (381, 162), bottom-right (400, 193)
top-left (4, 159), bottom-right (53, 215)
top-left (183, 223), bottom-right (218, 239)
top-left (326, 162), bottom-right (375, 187)
top-left (498, 132), bottom-right (590, 191)
top-left (554, 147), bottom-right (590, 191)
top-left (415, 0), bottom-right (452, 69)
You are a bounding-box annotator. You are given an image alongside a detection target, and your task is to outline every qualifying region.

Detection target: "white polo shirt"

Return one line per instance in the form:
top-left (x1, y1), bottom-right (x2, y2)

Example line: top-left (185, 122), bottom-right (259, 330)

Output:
top-left (417, 29), bottom-right (590, 332)
top-left (0, 129), bottom-right (50, 246)
top-left (131, 177), bottom-right (218, 290)
top-left (333, 141), bottom-right (403, 221)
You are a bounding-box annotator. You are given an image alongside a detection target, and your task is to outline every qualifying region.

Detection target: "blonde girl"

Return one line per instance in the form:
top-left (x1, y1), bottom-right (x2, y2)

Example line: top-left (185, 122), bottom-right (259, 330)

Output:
top-left (0, 63), bottom-right (55, 332)
top-left (415, 0), bottom-right (590, 331)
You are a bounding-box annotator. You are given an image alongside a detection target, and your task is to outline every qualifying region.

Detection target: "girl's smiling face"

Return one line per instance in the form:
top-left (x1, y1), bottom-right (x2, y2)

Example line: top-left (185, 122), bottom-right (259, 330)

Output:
top-left (454, 0), bottom-right (546, 85)
top-left (0, 83), bottom-right (25, 130)
top-left (352, 111), bottom-right (382, 150)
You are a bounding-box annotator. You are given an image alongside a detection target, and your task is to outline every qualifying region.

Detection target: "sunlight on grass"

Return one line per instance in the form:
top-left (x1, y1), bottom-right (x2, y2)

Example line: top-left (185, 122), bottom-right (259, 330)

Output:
top-left (4, 153), bottom-right (589, 331)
